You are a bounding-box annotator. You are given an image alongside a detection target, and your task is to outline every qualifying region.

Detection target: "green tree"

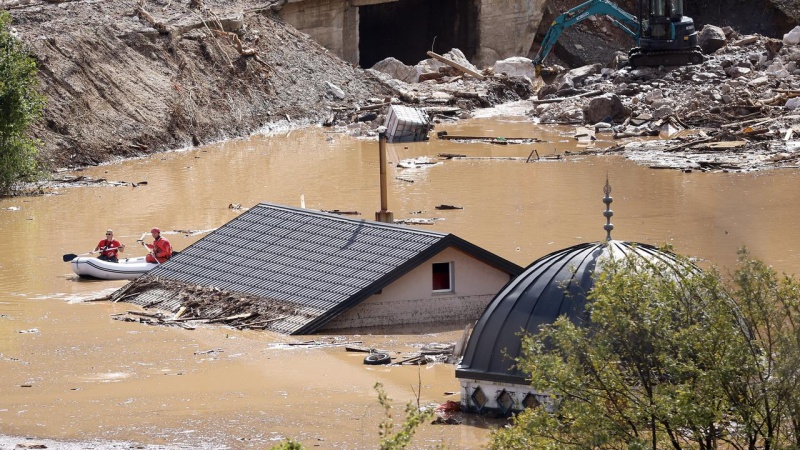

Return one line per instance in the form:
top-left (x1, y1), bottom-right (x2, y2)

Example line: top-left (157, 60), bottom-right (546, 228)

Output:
top-left (727, 249), bottom-right (800, 449)
top-left (0, 10), bottom-right (44, 194)
top-left (490, 248), bottom-right (800, 450)
top-left (374, 382), bottom-right (436, 450)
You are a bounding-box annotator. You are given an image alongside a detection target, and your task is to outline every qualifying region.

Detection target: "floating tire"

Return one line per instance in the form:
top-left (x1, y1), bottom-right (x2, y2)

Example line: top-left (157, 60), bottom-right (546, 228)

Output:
top-left (364, 352), bottom-right (391, 365)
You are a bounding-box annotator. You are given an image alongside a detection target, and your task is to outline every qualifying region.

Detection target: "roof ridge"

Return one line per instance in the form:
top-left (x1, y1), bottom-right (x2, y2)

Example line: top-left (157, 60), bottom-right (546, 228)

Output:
top-left (255, 202), bottom-right (449, 238)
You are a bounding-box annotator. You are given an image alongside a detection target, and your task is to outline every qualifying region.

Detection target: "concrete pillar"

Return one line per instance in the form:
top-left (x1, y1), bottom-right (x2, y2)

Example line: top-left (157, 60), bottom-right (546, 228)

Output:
top-left (342, 4), bottom-right (359, 64)
top-left (474, 0), bottom-right (545, 67)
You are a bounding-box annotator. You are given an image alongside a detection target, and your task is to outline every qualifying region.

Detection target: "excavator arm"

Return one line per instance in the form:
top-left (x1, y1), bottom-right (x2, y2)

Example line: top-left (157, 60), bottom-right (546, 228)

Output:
top-left (532, 0), bottom-right (642, 76)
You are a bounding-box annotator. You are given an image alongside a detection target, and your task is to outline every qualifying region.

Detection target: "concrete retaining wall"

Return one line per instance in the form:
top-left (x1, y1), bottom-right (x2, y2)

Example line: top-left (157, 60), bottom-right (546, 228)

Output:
top-left (280, 0), bottom-right (546, 68)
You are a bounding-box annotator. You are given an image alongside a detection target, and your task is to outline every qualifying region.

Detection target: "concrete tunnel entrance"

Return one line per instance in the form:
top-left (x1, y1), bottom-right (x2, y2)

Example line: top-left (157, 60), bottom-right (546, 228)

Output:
top-left (358, 0), bottom-right (479, 68)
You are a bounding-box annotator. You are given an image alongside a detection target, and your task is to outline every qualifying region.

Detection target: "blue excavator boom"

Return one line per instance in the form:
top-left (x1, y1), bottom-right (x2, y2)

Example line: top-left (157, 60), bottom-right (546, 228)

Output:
top-left (532, 0), bottom-right (703, 76)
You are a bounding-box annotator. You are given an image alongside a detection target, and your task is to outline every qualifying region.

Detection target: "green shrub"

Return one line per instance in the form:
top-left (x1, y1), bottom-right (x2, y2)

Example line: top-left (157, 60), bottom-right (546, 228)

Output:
top-left (0, 10), bottom-right (45, 195)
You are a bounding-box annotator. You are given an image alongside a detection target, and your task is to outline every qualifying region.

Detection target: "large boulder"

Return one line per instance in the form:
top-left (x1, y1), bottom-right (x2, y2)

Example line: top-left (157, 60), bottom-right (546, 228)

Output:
top-left (371, 57), bottom-right (420, 83)
top-left (492, 56), bottom-right (536, 83)
top-left (699, 25), bottom-right (727, 54)
top-left (582, 93), bottom-right (625, 124)
top-left (552, 63), bottom-right (603, 90)
top-left (784, 26), bottom-right (800, 45)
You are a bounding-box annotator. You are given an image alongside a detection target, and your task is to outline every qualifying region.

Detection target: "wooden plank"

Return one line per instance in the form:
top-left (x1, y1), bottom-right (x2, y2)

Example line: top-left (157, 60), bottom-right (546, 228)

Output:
top-left (352, 0), bottom-right (398, 5)
top-left (438, 134), bottom-right (540, 142)
top-left (704, 141), bottom-right (748, 149)
top-left (532, 90), bottom-right (603, 104)
top-left (426, 51), bottom-right (485, 80)
top-left (208, 312), bottom-right (254, 323)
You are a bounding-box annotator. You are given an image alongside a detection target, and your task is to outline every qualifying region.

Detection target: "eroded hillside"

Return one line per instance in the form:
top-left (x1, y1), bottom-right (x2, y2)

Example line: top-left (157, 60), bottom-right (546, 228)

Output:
top-left (7, 0), bottom-right (394, 169)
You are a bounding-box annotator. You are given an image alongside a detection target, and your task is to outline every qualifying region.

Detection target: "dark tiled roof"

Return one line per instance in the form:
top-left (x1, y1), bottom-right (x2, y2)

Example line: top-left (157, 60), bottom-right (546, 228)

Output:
top-left (140, 202), bottom-right (522, 334)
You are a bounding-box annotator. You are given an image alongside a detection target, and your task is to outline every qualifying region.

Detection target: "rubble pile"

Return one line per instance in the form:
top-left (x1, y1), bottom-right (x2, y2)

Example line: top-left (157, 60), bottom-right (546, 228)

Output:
top-left (532, 25), bottom-right (800, 172)
top-left (362, 28), bottom-right (800, 172)
top-left (326, 49), bottom-right (535, 137)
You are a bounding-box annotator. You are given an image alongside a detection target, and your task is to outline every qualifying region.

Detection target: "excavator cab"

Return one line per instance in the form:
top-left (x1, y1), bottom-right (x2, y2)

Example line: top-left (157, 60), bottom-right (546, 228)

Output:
top-left (530, 0), bottom-right (703, 80)
top-left (631, 0), bottom-right (703, 66)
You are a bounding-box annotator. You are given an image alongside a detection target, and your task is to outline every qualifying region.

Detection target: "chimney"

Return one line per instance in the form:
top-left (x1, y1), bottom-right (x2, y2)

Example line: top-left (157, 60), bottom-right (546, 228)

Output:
top-left (375, 127), bottom-right (394, 223)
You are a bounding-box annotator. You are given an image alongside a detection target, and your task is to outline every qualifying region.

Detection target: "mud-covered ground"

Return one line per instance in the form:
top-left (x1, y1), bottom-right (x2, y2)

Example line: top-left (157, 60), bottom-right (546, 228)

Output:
top-left (3, 0), bottom-right (533, 173)
top-left (531, 29), bottom-right (800, 172)
top-left (5, 0), bottom-right (395, 169)
top-left (4, 0), bottom-right (800, 177)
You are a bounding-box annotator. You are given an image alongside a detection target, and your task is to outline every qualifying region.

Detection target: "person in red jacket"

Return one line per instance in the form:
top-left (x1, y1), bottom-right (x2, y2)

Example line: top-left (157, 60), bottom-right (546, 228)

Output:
top-left (95, 229), bottom-right (125, 263)
top-left (143, 227), bottom-right (172, 264)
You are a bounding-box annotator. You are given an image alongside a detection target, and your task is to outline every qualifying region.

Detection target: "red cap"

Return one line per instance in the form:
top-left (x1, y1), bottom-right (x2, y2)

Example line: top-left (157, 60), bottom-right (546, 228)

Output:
top-left (151, 227), bottom-right (160, 234)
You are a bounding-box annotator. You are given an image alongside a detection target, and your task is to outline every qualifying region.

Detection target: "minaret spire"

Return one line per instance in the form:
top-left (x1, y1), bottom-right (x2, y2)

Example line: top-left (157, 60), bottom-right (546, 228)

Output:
top-left (603, 177), bottom-right (614, 242)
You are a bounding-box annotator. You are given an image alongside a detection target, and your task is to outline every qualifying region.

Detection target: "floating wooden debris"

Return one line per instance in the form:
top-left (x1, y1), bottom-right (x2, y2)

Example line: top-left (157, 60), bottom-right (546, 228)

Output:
top-left (435, 204), bottom-right (463, 210)
top-left (437, 132), bottom-right (541, 143)
top-left (575, 126), bottom-right (596, 142)
top-left (437, 153), bottom-right (467, 159)
top-left (174, 228), bottom-right (217, 236)
top-left (273, 339), bottom-right (366, 349)
top-left (397, 157), bottom-right (442, 169)
top-left (322, 209), bottom-right (360, 215)
top-left (394, 218), bottom-right (439, 225)
top-left (446, 156), bottom-right (528, 161)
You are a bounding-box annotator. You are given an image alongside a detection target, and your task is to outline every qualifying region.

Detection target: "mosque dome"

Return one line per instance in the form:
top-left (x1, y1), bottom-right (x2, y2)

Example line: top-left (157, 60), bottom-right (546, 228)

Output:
top-left (455, 240), bottom-right (686, 386)
top-left (454, 181), bottom-right (696, 414)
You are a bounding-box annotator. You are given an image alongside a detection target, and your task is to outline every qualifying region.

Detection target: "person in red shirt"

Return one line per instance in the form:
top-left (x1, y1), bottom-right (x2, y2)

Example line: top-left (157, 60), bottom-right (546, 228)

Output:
top-left (95, 229), bottom-right (125, 263)
top-left (143, 227), bottom-right (172, 264)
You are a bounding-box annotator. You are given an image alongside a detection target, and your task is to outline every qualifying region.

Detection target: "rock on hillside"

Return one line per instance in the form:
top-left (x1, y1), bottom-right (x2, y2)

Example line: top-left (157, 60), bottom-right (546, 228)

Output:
top-left (6, 0), bottom-right (394, 169)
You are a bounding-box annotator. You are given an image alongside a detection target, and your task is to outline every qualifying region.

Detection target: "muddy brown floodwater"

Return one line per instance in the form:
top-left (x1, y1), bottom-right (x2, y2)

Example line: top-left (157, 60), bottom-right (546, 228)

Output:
top-left (2, 105), bottom-right (800, 449)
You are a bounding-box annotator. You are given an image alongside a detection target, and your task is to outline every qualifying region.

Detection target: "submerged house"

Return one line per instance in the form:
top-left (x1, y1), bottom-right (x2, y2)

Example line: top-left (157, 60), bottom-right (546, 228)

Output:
top-left (114, 202), bottom-right (522, 334)
top-left (455, 183), bottom-right (691, 415)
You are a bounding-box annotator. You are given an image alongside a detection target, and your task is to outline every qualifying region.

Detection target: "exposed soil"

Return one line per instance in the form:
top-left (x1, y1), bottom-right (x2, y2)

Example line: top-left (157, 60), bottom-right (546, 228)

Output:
top-left (3, 0), bottom-right (533, 173)
top-left (4, 0), bottom-right (800, 177)
top-left (6, 0), bottom-right (398, 169)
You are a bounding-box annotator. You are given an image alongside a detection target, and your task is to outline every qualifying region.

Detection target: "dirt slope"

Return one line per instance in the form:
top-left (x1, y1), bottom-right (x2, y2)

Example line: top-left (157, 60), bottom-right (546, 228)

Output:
top-left (6, 0), bottom-right (394, 169)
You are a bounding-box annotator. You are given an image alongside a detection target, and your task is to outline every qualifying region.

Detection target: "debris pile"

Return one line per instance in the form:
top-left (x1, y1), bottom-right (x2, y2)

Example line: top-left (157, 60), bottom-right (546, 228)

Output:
top-left (324, 49), bottom-right (536, 138)
top-left (531, 25), bottom-right (800, 172)
top-left (108, 277), bottom-right (313, 331)
top-left (362, 27), bottom-right (800, 172)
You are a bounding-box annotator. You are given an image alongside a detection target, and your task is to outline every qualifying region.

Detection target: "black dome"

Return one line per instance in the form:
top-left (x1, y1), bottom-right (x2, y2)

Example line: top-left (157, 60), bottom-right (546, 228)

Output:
top-left (456, 240), bottom-right (684, 385)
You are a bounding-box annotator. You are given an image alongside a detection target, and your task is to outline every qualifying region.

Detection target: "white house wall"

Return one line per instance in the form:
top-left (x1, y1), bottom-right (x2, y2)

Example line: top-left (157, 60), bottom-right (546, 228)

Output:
top-left (322, 246), bottom-right (513, 330)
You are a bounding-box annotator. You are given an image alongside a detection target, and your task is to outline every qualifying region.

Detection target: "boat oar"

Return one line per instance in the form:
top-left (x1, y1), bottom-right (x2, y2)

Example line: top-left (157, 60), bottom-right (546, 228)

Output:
top-left (140, 240), bottom-right (161, 265)
top-left (63, 250), bottom-right (96, 262)
top-left (63, 244), bottom-right (124, 262)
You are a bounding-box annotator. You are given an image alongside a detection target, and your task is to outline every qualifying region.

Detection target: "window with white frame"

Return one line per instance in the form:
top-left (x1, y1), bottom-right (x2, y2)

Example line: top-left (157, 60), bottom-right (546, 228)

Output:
top-left (432, 262), bottom-right (453, 293)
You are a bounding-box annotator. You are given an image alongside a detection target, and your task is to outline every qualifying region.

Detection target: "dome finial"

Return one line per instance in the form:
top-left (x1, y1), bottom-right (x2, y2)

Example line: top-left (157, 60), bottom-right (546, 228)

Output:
top-left (603, 176), bottom-right (614, 241)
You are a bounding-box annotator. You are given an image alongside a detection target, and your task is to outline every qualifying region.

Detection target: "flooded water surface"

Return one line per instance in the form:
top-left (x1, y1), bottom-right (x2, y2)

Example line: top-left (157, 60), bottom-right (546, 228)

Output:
top-left (2, 110), bottom-right (800, 448)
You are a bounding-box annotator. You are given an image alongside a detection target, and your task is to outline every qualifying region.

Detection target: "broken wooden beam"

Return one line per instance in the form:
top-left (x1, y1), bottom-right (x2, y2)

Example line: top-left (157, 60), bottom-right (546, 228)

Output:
top-left (437, 134), bottom-right (541, 142)
top-left (532, 90), bottom-right (603, 104)
top-left (207, 312), bottom-right (254, 323)
top-left (426, 51), bottom-right (485, 80)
